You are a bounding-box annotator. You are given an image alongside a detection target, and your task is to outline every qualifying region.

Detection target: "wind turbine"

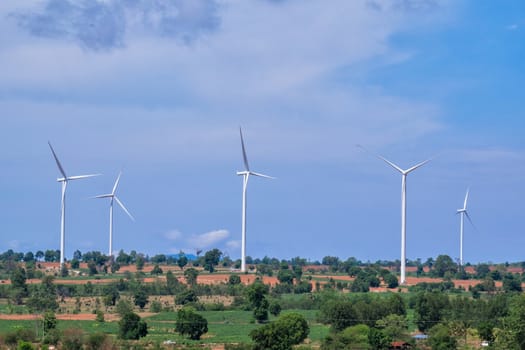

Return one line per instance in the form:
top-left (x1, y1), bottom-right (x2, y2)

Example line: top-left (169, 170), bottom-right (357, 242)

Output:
top-left (457, 188), bottom-right (474, 266)
top-left (48, 142), bottom-right (100, 267)
top-left (236, 128), bottom-right (275, 272)
top-left (357, 145), bottom-right (432, 284)
top-left (93, 172), bottom-right (135, 257)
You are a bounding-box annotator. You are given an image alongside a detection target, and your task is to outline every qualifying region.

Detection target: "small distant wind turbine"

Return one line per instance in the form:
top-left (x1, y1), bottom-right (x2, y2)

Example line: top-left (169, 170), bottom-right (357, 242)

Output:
top-left (48, 142), bottom-right (100, 267)
top-left (93, 172), bottom-right (135, 257)
top-left (357, 145), bottom-right (432, 285)
top-left (457, 188), bottom-right (474, 266)
top-left (237, 128), bottom-right (275, 272)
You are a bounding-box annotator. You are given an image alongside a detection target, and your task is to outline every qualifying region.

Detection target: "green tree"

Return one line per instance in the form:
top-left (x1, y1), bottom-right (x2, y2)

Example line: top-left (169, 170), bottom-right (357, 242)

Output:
top-left (228, 274), bottom-right (241, 285)
top-left (26, 276), bottom-right (59, 313)
top-left (433, 254), bottom-right (457, 278)
top-left (503, 273), bottom-right (523, 292)
top-left (319, 299), bottom-right (358, 332)
top-left (116, 299), bottom-right (134, 317)
top-left (246, 280), bottom-right (270, 323)
top-left (175, 307), bottom-right (208, 340)
top-left (166, 270), bottom-right (181, 293)
top-left (414, 291), bottom-right (449, 332)
top-left (428, 323), bottom-right (457, 350)
top-left (178, 252), bottom-right (188, 270)
top-left (203, 248), bottom-right (222, 273)
top-left (118, 312), bottom-right (148, 340)
top-left (102, 284), bottom-right (120, 307)
top-left (277, 269), bottom-right (295, 284)
top-left (269, 301), bottom-right (282, 317)
top-left (43, 311), bottom-right (57, 333)
top-left (321, 324), bottom-right (370, 350)
top-left (375, 314), bottom-right (409, 341)
top-left (184, 268), bottom-right (199, 286)
top-left (175, 290), bottom-right (198, 305)
top-left (133, 288), bottom-right (149, 310)
top-left (135, 255), bottom-right (145, 271)
top-left (151, 264), bottom-right (163, 275)
top-left (10, 266), bottom-right (28, 304)
top-left (250, 313), bottom-right (309, 350)
top-left (368, 328), bottom-right (391, 350)
top-left (384, 273), bottom-right (399, 288)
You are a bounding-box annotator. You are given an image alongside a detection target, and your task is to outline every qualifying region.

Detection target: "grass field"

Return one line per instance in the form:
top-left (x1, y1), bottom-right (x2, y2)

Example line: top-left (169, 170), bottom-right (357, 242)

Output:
top-left (146, 309), bottom-right (329, 344)
top-left (0, 309), bottom-right (330, 346)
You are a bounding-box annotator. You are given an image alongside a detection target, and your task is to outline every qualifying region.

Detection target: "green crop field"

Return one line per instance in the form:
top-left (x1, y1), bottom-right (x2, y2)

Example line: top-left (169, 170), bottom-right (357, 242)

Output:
top-left (144, 309), bottom-right (329, 344)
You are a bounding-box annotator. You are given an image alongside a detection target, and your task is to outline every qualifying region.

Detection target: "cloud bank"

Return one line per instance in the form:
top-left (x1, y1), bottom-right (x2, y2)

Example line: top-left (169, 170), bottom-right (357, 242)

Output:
top-left (12, 0), bottom-right (220, 50)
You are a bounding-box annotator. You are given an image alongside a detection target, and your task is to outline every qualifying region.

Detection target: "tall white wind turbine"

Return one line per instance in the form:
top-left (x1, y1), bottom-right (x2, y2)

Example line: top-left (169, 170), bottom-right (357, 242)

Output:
top-left (357, 145), bottom-right (432, 285)
top-left (48, 142), bottom-right (100, 267)
top-left (457, 188), bottom-right (474, 266)
top-left (236, 128), bottom-right (274, 272)
top-left (94, 172), bottom-right (135, 257)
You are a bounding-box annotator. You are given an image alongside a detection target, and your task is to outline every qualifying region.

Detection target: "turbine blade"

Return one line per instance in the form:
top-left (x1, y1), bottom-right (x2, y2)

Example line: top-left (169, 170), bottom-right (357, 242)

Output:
top-left (250, 171), bottom-right (275, 179)
top-left (405, 157), bottom-right (432, 174)
top-left (114, 196), bottom-right (135, 221)
top-left (93, 194), bottom-right (113, 199)
top-left (465, 211), bottom-right (478, 231)
top-left (356, 144), bottom-right (404, 173)
top-left (67, 174), bottom-right (101, 180)
top-left (112, 171), bottom-right (122, 195)
top-left (239, 127), bottom-right (250, 171)
top-left (463, 188), bottom-right (470, 210)
top-left (48, 142), bottom-right (67, 179)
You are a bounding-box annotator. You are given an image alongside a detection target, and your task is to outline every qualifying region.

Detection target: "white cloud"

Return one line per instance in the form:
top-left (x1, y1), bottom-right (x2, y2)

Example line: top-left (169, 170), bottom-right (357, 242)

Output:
top-left (164, 230), bottom-right (182, 241)
top-left (0, 0), bottom-right (451, 165)
top-left (226, 240), bottom-right (241, 249)
top-left (163, 229), bottom-right (230, 251)
top-left (186, 229), bottom-right (229, 249)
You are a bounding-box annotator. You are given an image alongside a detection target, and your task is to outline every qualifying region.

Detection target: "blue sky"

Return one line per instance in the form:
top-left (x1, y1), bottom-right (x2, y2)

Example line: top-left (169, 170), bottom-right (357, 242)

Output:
top-left (0, 0), bottom-right (524, 264)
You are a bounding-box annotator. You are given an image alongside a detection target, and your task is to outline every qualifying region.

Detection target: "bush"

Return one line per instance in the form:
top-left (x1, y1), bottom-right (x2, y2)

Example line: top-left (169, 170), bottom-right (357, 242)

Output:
top-left (95, 310), bottom-right (105, 323)
top-left (118, 312), bottom-right (148, 340)
top-left (176, 290), bottom-right (198, 305)
top-left (43, 329), bottom-right (60, 346)
top-left (17, 340), bottom-right (35, 350)
top-left (250, 313), bottom-right (309, 350)
top-left (269, 301), bottom-right (282, 317)
top-left (229, 274), bottom-right (242, 285)
top-left (61, 328), bottom-right (84, 350)
top-left (176, 307), bottom-right (209, 340)
top-left (150, 300), bottom-right (162, 313)
top-left (3, 328), bottom-right (36, 346)
top-left (84, 332), bottom-right (109, 350)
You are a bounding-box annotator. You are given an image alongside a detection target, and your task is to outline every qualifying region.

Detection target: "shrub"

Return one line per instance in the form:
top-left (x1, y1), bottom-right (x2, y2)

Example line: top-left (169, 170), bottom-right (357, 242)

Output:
top-left (250, 313), bottom-right (309, 350)
top-left (84, 332), bottom-right (109, 350)
top-left (118, 312), bottom-right (148, 340)
top-left (150, 300), bottom-right (162, 313)
top-left (176, 307), bottom-right (208, 340)
top-left (61, 328), bottom-right (84, 350)
top-left (17, 340), bottom-right (35, 350)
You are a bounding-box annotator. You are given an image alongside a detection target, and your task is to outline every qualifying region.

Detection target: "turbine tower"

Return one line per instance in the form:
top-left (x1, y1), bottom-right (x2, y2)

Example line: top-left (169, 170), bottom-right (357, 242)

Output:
top-left (48, 142), bottom-right (100, 267)
top-left (236, 128), bottom-right (274, 272)
top-left (457, 188), bottom-right (474, 266)
top-left (358, 145), bottom-right (432, 284)
top-left (94, 172), bottom-right (135, 257)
